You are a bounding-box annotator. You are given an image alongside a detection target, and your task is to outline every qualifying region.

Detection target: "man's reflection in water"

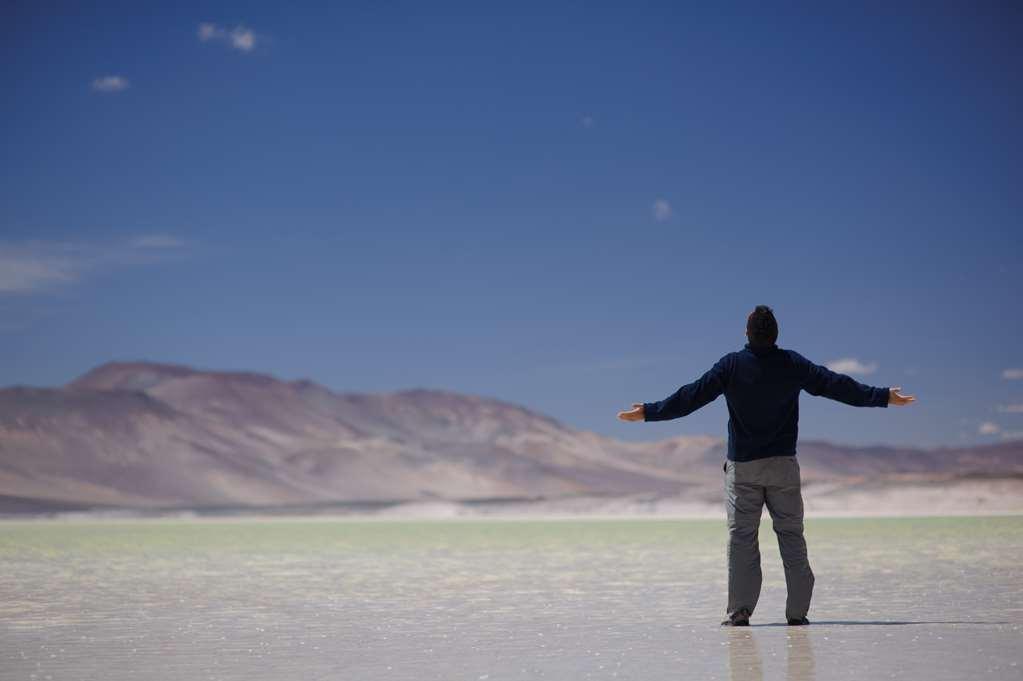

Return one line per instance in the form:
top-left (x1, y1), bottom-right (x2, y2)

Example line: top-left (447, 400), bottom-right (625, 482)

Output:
top-left (727, 629), bottom-right (763, 681)
top-left (727, 627), bottom-right (815, 681)
top-left (786, 627), bottom-right (815, 680)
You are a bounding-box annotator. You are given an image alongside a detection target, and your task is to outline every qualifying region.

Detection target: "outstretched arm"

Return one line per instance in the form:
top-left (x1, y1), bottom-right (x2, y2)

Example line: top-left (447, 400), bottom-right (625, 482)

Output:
top-left (799, 355), bottom-right (915, 407)
top-left (618, 355), bottom-right (731, 422)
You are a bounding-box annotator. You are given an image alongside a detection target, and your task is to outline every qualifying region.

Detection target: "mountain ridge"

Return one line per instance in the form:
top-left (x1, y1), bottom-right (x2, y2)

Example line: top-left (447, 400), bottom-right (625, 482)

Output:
top-left (1, 360), bottom-right (1019, 513)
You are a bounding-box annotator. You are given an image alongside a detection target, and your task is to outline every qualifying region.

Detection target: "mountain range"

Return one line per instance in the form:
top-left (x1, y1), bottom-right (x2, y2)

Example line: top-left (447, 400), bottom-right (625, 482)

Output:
top-left (1, 361), bottom-right (1020, 515)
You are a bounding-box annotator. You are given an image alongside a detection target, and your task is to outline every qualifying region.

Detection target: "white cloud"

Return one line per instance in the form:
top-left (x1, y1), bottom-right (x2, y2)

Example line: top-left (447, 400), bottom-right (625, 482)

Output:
top-left (996, 404), bottom-right (1023, 413)
top-left (825, 358), bottom-right (879, 375)
top-left (1002, 368), bottom-right (1023, 380)
top-left (0, 247), bottom-right (77, 292)
top-left (652, 199), bottom-right (672, 222)
top-left (230, 27), bottom-right (256, 51)
top-left (198, 22), bottom-right (258, 52)
top-left (91, 75), bottom-right (129, 93)
top-left (978, 421), bottom-right (1001, 435)
top-left (0, 235), bottom-right (185, 295)
top-left (198, 22), bottom-right (218, 41)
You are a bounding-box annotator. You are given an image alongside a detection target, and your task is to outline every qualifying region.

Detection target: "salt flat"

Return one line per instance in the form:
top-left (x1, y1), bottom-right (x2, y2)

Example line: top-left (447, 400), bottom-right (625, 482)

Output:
top-left (1, 517), bottom-right (1020, 680)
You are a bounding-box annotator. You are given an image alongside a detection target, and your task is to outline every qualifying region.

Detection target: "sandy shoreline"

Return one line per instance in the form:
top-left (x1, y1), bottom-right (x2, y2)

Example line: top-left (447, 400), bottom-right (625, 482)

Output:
top-left (5, 505), bottom-right (1022, 524)
top-left (4, 477), bottom-right (1022, 522)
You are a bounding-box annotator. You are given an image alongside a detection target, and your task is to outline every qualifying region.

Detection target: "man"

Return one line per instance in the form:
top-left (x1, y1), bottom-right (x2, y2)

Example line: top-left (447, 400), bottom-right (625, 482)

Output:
top-left (617, 305), bottom-right (916, 626)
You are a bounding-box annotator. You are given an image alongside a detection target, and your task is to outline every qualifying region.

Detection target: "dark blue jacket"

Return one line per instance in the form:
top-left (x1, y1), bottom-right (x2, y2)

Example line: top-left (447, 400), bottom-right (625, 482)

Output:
top-left (643, 343), bottom-right (890, 462)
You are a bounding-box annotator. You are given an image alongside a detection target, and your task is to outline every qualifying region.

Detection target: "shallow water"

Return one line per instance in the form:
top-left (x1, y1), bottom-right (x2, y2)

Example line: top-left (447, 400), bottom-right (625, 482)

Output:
top-left (1, 516), bottom-right (1020, 680)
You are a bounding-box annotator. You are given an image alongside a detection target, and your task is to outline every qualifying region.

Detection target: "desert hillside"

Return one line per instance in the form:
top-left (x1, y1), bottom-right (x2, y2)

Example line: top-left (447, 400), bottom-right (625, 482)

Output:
top-left (0, 361), bottom-right (1019, 514)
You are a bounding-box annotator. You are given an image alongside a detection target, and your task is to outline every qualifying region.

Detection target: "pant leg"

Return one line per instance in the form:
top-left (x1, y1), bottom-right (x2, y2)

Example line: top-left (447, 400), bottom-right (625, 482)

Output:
top-left (725, 459), bottom-right (765, 620)
top-left (763, 456), bottom-right (815, 621)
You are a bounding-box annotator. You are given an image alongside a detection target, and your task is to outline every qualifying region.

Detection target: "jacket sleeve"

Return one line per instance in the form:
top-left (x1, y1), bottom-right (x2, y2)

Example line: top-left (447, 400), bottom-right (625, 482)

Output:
top-left (643, 354), bottom-right (732, 421)
top-left (796, 353), bottom-right (889, 407)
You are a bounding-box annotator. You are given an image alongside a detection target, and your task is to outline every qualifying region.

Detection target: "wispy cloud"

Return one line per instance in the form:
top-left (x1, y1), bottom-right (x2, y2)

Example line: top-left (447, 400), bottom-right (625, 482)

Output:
top-left (1002, 368), bottom-right (1023, 380)
top-left (982, 421), bottom-right (1023, 440)
top-left (996, 404), bottom-right (1023, 413)
top-left (825, 358), bottom-right (879, 375)
top-left (198, 22), bottom-right (258, 52)
top-left (0, 234), bottom-right (187, 295)
top-left (978, 421), bottom-right (1000, 435)
top-left (91, 75), bottom-right (129, 93)
top-left (652, 199), bottom-right (672, 222)
top-left (0, 247), bottom-right (77, 293)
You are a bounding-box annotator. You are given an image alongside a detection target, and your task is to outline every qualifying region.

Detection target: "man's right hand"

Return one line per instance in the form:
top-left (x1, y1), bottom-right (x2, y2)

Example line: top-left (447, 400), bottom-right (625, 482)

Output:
top-left (888, 386), bottom-right (917, 406)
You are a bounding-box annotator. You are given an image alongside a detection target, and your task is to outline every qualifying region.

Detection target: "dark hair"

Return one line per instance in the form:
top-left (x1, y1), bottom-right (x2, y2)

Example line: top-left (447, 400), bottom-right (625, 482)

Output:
top-left (747, 305), bottom-right (778, 346)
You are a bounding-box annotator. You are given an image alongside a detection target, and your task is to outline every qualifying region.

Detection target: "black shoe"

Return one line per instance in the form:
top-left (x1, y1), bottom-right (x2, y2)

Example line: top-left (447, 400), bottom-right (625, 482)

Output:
top-left (787, 617), bottom-right (809, 626)
top-left (721, 618), bottom-right (749, 626)
top-left (721, 609), bottom-right (751, 626)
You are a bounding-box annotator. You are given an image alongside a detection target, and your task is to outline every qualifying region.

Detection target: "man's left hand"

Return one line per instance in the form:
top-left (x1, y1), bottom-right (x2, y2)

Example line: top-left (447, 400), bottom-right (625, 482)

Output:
top-left (617, 403), bottom-right (645, 422)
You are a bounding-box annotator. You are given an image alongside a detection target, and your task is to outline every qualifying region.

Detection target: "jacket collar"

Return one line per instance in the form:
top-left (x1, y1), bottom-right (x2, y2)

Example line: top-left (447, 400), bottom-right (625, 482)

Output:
top-left (745, 342), bottom-right (778, 357)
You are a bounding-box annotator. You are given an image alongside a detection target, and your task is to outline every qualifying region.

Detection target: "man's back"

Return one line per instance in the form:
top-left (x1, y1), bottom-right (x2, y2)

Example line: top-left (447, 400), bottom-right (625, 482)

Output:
top-left (641, 342), bottom-right (891, 462)
top-left (618, 305), bottom-right (915, 626)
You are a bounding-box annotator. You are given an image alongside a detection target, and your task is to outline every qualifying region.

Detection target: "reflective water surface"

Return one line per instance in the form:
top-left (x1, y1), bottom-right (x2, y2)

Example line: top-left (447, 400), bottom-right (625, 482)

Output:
top-left (1, 516), bottom-right (1020, 680)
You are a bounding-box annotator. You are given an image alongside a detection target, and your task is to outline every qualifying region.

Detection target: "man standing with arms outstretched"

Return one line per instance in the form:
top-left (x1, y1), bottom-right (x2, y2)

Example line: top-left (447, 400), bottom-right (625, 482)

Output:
top-left (617, 305), bottom-right (916, 626)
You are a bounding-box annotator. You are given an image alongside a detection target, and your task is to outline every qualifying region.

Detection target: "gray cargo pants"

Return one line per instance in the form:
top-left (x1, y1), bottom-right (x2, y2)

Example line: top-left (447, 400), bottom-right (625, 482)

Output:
top-left (724, 455), bottom-right (815, 622)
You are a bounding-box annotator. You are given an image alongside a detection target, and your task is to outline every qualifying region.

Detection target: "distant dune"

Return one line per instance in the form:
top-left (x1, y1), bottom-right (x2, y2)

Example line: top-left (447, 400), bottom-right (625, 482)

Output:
top-left (0, 361), bottom-right (1020, 515)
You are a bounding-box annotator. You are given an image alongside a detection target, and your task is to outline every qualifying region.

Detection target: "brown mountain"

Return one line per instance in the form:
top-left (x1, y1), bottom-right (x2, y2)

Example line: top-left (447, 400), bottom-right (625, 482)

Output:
top-left (0, 361), bottom-right (1019, 513)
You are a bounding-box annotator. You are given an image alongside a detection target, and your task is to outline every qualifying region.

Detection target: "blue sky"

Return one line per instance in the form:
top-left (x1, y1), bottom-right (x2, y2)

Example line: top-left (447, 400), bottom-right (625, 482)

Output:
top-left (2, 2), bottom-right (1021, 448)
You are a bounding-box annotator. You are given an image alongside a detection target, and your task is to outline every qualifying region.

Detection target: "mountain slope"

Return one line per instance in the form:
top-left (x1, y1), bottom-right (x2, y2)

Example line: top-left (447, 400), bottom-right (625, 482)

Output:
top-left (1, 361), bottom-right (1020, 511)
